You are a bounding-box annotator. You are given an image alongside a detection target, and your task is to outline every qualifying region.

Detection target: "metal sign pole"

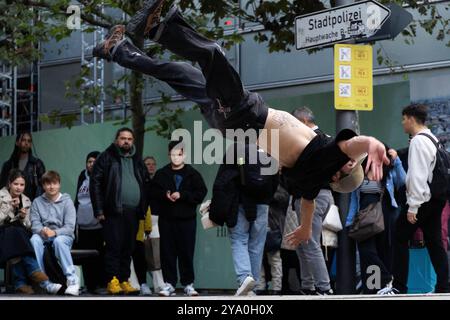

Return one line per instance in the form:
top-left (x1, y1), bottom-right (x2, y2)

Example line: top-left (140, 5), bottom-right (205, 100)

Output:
top-left (334, 0), bottom-right (358, 296)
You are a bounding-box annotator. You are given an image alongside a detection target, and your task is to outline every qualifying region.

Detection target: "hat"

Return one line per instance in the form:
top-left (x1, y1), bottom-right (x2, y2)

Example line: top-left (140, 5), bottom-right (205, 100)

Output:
top-left (329, 153), bottom-right (366, 193)
top-left (86, 151), bottom-right (100, 162)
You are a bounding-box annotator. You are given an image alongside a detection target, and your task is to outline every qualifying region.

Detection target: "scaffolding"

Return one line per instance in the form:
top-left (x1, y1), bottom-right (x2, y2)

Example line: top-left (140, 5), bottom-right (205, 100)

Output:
top-left (80, 5), bottom-right (105, 125)
top-left (0, 63), bottom-right (16, 137)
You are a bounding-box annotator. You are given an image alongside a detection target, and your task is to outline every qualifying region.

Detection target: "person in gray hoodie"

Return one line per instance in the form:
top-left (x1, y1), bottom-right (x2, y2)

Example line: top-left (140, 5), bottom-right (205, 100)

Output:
top-left (73, 151), bottom-right (104, 294)
top-left (30, 170), bottom-right (79, 296)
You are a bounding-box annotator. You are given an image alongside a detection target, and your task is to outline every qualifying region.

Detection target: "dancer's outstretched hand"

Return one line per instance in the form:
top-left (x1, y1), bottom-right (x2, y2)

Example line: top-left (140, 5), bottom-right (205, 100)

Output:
top-left (286, 225), bottom-right (312, 248)
top-left (365, 138), bottom-right (390, 180)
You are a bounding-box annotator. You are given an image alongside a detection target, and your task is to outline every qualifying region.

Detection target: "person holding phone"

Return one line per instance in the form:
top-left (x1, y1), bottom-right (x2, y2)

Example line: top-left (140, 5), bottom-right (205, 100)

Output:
top-left (0, 169), bottom-right (61, 294)
top-left (151, 139), bottom-right (207, 297)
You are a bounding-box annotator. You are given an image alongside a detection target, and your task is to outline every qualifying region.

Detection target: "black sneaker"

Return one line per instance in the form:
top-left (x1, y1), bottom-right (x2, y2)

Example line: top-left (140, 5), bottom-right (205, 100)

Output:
top-left (299, 289), bottom-right (318, 295)
top-left (316, 288), bottom-right (334, 295)
top-left (126, 0), bottom-right (165, 38)
top-left (92, 25), bottom-right (125, 61)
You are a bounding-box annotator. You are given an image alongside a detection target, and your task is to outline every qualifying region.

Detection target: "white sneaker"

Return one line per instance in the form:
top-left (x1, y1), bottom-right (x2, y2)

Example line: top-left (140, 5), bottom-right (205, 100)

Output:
top-left (65, 279), bottom-right (80, 296)
top-left (184, 284), bottom-right (199, 296)
top-left (140, 283), bottom-right (152, 296)
top-left (247, 291), bottom-right (257, 296)
top-left (159, 283), bottom-right (176, 297)
top-left (45, 282), bottom-right (63, 295)
top-left (377, 281), bottom-right (399, 295)
top-left (235, 276), bottom-right (256, 296)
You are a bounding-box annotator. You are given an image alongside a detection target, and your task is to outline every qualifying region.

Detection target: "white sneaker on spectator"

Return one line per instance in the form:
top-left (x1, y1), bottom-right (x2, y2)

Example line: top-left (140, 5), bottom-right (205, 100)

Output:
top-left (235, 276), bottom-right (255, 296)
top-left (65, 279), bottom-right (80, 296)
top-left (45, 282), bottom-right (62, 295)
top-left (247, 291), bottom-right (257, 296)
top-left (140, 283), bottom-right (152, 296)
top-left (159, 283), bottom-right (176, 297)
top-left (377, 280), bottom-right (399, 295)
top-left (184, 284), bottom-right (199, 296)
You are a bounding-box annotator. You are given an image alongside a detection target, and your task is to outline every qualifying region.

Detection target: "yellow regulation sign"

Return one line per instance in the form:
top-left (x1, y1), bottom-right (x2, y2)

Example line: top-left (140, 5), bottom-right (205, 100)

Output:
top-left (334, 44), bottom-right (373, 111)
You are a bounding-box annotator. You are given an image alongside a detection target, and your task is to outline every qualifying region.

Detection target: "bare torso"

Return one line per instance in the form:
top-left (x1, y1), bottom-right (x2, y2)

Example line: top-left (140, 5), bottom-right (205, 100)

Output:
top-left (257, 108), bottom-right (316, 168)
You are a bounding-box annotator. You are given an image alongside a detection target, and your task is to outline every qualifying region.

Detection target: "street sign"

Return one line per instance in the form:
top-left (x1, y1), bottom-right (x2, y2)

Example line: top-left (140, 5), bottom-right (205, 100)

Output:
top-left (295, 0), bottom-right (390, 50)
top-left (334, 44), bottom-right (373, 111)
top-left (356, 2), bottom-right (413, 43)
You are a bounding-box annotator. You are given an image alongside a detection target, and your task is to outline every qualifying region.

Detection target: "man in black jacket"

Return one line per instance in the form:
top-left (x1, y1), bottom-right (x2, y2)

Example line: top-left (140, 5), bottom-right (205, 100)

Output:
top-left (0, 132), bottom-right (45, 200)
top-left (90, 127), bottom-right (148, 295)
top-left (151, 140), bottom-right (207, 297)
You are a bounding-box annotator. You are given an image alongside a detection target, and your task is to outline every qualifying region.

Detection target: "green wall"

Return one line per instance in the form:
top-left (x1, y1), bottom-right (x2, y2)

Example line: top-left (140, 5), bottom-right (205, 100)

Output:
top-left (0, 81), bottom-right (410, 289)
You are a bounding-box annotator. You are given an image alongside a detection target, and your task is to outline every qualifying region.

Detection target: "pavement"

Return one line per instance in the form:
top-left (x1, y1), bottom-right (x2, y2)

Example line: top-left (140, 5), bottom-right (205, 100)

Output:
top-left (1, 292), bottom-right (450, 300)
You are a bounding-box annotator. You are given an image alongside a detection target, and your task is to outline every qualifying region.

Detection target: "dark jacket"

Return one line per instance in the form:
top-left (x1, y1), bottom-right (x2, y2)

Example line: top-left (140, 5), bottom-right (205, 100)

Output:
top-left (209, 163), bottom-right (241, 228)
top-left (0, 154), bottom-right (45, 201)
top-left (209, 144), bottom-right (279, 227)
top-left (150, 164), bottom-right (207, 220)
top-left (268, 180), bottom-right (290, 233)
top-left (74, 169), bottom-right (86, 211)
top-left (90, 144), bottom-right (148, 219)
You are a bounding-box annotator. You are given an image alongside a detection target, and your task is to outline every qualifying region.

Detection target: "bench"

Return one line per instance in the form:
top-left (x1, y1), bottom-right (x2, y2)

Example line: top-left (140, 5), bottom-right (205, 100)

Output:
top-left (1, 249), bottom-right (99, 294)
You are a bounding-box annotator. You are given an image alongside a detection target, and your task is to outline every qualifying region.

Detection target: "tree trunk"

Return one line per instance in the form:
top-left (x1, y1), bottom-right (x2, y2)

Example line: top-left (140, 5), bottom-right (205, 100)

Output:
top-left (130, 70), bottom-right (145, 158)
top-left (129, 38), bottom-right (145, 158)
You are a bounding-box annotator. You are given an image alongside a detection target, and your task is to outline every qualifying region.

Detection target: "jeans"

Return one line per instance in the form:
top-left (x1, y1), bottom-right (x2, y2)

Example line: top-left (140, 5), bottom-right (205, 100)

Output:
top-left (30, 234), bottom-right (78, 285)
top-left (229, 204), bottom-right (269, 285)
top-left (12, 255), bottom-right (42, 289)
top-left (295, 189), bottom-right (332, 291)
top-left (256, 250), bottom-right (282, 291)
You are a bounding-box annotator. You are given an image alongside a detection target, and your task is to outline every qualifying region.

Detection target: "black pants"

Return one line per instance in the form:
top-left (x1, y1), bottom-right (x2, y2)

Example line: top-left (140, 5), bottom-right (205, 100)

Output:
top-left (280, 249), bottom-right (301, 294)
top-left (357, 193), bottom-right (392, 293)
top-left (103, 207), bottom-right (138, 282)
top-left (380, 194), bottom-right (401, 273)
top-left (159, 217), bottom-right (196, 287)
top-left (114, 8), bottom-right (268, 134)
top-left (393, 198), bottom-right (448, 293)
top-left (73, 228), bottom-right (105, 290)
top-left (114, 39), bottom-right (212, 108)
top-left (132, 240), bottom-right (147, 285)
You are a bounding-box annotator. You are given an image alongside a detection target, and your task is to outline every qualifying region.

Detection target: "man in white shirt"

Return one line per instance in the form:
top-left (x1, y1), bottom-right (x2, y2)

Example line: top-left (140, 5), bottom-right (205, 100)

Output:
top-left (392, 104), bottom-right (449, 294)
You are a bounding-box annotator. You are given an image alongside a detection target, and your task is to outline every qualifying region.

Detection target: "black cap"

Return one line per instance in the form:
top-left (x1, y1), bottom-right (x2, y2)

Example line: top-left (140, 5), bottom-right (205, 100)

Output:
top-left (86, 151), bottom-right (100, 162)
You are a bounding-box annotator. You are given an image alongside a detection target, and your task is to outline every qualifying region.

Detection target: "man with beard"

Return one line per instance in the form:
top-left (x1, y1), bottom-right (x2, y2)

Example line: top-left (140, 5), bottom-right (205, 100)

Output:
top-left (0, 132), bottom-right (46, 200)
top-left (90, 127), bottom-right (149, 295)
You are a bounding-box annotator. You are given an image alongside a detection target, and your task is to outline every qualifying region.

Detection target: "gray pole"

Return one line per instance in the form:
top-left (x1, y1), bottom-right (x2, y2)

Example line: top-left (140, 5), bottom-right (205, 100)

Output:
top-left (333, 0), bottom-right (358, 295)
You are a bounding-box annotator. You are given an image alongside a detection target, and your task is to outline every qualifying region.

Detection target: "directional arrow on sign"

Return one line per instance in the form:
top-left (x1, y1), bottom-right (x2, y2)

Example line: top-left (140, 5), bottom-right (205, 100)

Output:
top-left (356, 2), bottom-right (413, 43)
top-left (295, 0), bottom-right (391, 50)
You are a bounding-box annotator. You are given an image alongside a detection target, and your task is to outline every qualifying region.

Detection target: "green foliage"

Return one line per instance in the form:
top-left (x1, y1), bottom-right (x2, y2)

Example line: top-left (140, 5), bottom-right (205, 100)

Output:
top-left (39, 109), bottom-right (78, 128)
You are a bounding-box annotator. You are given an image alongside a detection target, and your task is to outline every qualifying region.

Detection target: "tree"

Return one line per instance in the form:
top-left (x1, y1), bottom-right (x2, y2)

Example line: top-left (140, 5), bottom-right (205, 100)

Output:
top-left (1, 0), bottom-right (449, 155)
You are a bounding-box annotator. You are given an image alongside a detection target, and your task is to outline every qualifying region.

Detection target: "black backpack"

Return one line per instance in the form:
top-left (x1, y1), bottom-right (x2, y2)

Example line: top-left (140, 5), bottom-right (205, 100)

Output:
top-left (418, 133), bottom-right (450, 201)
top-left (236, 144), bottom-right (278, 201)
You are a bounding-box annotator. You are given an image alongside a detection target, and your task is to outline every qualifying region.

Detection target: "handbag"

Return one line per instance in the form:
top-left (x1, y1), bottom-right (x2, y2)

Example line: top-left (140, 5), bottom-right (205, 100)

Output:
top-left (199, 200), bottom-right (218, 230)
top-left (322, 204), bottom-right (342, 232)
top-left (322, 228), bottom-right (338, 261)
top-left (144, 237), bottom-right (161, 271)
top-left (348, 199), bottom-right (385, 242)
